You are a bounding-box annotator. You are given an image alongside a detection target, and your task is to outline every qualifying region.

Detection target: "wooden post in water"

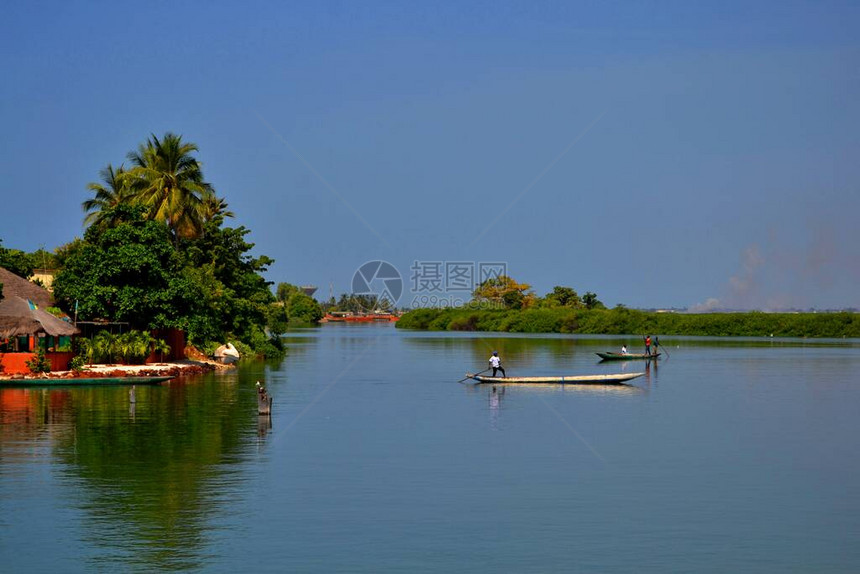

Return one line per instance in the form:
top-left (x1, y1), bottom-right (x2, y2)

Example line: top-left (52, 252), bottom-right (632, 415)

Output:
top-left (256, 381), bottom-right (272, 415)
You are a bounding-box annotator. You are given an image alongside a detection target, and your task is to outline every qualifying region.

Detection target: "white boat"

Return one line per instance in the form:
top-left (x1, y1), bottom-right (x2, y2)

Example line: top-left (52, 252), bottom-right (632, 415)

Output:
top-left (214, 343), bottom-right (240, 364)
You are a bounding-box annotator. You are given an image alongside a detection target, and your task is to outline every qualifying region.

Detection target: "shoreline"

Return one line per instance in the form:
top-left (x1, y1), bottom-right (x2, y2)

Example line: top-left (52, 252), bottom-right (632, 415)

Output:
top-left (0, 358), bottom-right (233, 381)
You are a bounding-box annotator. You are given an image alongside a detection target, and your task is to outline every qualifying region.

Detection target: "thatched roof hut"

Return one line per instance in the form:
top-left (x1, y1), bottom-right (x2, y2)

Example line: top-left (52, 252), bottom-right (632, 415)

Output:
top-left (0, 296), bottom-right (79, 338)
top-left (0, 267), bottom-right (54, 309)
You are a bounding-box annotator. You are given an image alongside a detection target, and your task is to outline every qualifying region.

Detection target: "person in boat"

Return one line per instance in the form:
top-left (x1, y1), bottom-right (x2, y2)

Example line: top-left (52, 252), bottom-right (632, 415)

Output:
top-left (621, 345), bottom-right (628, 355)
top-left (652, 336), bottom-right (659, 354)
top-left (489, 351), bottom-right (506, 378)
top-left (644, 335), bottom-right (652, 356)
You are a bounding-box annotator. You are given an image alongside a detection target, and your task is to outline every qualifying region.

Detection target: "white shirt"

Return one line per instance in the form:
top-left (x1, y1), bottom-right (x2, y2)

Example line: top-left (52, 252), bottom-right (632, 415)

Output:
top-left (489, 356), bottom-right (501, 367)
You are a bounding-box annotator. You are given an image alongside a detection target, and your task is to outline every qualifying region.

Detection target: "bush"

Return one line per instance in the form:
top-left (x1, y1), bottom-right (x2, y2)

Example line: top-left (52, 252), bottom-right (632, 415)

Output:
top-left (78, 330), bottom-right (170, 364)
top-left (26, 348), bottom-right (51, 374)
top-left (69, 355), bottom-right (86, 373)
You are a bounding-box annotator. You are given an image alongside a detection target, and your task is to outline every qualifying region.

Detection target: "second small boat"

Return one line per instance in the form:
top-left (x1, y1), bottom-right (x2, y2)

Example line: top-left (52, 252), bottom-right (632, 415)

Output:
top-left (596, 352), bottom-right (661, 361)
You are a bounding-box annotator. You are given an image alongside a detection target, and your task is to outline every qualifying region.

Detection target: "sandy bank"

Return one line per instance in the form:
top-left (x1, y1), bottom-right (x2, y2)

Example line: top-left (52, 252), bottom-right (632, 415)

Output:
top-left (0, 358), bottom-right (233, 380)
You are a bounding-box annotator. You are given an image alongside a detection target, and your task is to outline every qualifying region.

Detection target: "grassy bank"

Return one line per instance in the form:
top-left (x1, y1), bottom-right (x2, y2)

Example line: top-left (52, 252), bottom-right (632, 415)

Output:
top-left (395, 307), bottom-right (860, 338)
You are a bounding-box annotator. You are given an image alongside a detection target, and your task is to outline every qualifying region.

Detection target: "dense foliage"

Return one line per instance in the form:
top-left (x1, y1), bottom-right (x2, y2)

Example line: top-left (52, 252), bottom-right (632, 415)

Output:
top-left (78, 330), bottom-right (171, 364)
top-left (472, 275), bottom-right (536, 309)
top-left (53, 205), bottom-right (199, 328)
top-left (0, 238), bottom-right (36, 279)
top-left (44, 132), bottom-right (285, 358)
top-left (396, 307), bottom-right (860, 338)
top-left (270, 283), bottom-right (324, 329)
top-left (52, 204), bottom-right (281, 357)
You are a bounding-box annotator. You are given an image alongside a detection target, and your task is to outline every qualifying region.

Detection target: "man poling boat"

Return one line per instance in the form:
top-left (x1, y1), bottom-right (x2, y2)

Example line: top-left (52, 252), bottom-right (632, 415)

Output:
top-left (489, 351), bottom-right (506, 378)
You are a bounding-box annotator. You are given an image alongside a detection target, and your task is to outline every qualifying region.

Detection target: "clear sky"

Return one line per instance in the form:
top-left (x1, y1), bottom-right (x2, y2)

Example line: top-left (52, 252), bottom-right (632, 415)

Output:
top-left (2, 1), bottom-right (858, 310)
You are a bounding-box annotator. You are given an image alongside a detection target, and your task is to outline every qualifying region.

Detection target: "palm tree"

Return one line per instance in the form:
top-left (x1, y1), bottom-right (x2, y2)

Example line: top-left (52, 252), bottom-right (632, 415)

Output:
top-left (202, 195), bottom-right (235, 223)
top-left (125, 133), bottom-right (214, 240)
top-left (82, 164), bottom-right (130, 229)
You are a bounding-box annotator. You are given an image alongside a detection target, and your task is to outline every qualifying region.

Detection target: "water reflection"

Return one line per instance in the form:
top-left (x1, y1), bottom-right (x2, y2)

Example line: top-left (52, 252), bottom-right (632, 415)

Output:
top-left (479, 382), bottom-right (647, 395)
top-left (257, 414), bottom-right (272, 439)
top-left (0, 375), bottom-right (261, 571)
top-left (488, 385), bottom-right (505, 430)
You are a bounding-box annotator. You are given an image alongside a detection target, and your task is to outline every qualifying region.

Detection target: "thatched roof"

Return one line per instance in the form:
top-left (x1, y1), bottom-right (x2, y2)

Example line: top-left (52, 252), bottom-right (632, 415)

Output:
top-left (0, 296), bottom-right (79, 338)
top-left (0, 267), bottom-right (54, 309)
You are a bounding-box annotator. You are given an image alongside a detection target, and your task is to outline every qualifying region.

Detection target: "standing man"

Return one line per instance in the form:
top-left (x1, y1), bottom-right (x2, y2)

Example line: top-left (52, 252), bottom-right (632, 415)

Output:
top-left (489, 351), bottom-right (506, 378)
top-left (644, 335), bottom-right (652, 356)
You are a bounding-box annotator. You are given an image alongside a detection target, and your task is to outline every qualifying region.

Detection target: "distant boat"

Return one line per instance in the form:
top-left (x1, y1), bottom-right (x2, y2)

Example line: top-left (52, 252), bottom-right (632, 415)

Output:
top-left (466, 372), bottom-right (644, 385)
top-left (596, 352), bottom-right (661, 361)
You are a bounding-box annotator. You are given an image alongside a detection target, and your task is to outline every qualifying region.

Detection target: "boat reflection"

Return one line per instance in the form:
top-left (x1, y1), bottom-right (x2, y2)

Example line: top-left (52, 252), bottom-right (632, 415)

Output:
top-left (483, 382), bottom-right (646, 395)
top-left (468, 380), bottom-right (646, 396)
top-left (488, 385), bottom-right (505, 429)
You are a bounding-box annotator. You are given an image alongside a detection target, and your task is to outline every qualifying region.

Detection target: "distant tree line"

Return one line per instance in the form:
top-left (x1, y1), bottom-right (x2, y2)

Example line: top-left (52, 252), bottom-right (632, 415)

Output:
top-left (395, 275), bottom-right (859, 337)
top-left (396, 306), bottom-right (860, 338)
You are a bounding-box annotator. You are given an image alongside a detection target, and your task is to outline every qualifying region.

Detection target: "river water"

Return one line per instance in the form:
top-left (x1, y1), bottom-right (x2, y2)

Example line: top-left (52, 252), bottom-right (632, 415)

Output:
top-left (2, 325), bottom-right (859, 572)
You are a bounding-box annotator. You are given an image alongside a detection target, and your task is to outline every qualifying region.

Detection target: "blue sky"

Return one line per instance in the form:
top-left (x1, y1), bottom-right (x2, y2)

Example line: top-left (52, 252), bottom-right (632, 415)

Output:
top-left (2, 1), bottom-right (858, 310)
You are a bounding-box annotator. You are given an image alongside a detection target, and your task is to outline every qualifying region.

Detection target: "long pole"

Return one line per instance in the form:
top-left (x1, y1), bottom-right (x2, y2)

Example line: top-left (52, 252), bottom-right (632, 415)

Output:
top-left (458, 368), bottom-right (491, 384)
top-left (657, 336), bottom-right (669, 357)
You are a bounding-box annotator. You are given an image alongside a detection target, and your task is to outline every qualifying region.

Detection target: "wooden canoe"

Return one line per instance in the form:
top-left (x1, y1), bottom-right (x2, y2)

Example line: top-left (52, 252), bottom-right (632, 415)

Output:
top-left (596, 352), bottom-right (660, 361)
top-left (467, 372), bottom-right (644, 385)
top-left (0, 376), bottom-right (173, 387)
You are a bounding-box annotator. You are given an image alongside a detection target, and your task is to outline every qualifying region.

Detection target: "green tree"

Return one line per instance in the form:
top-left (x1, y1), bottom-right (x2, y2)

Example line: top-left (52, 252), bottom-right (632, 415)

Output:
top-left (276, 282), bottom-right (300, 303)
top-left (0, 239), bottom-right (36, 278)
top-left (83, 164), bottom-right (130, 229)
top-left (28, 247), bottom-right (59, 271)
top-left (271, 282), bottom-right (323, 329)
top-left (582, 291), bottom-right (606, 310)
top-left (180, 218), bottom-right (279, 350)
top-left (126, 133), bottom-right (214, 240)
top-left (472, 275), bottom-right (536, 310)
top-left (52, 204), bottom-right (202, 330)
top-left (53, 238), bottom-right (86, 269)
top-left (543, 286), bottom-right (583, 308)
top-left (201, 195), bottom-right (235, 224)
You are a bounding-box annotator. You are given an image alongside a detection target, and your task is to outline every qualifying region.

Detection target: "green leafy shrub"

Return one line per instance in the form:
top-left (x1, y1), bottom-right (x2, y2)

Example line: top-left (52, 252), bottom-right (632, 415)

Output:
top-left (77, 330), bottom-right (170, 364)
top-left (26, 348), bottom-right (51, 374)
top-left (69, 355), bottom-right (86, 373)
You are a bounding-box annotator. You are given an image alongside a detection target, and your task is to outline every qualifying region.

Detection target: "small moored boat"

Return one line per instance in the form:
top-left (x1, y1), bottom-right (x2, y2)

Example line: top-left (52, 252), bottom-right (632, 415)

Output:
top-left (214, 343), bottom-right (240, 364)
top-left (596, 352), bottom-right (660, 361)
top-left (466, 372), bottom-right (644, 385)
top-left (0, 376), bottom-right (173, 387)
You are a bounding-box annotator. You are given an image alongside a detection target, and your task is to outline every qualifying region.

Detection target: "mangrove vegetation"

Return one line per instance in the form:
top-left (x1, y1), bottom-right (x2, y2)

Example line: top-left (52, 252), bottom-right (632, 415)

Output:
top-left (397, 276), bottom-right (860, 338)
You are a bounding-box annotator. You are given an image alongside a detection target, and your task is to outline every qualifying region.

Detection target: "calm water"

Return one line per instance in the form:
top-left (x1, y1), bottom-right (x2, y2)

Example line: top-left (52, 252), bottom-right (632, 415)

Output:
top-left (2, 326), bottom-right (860, 572)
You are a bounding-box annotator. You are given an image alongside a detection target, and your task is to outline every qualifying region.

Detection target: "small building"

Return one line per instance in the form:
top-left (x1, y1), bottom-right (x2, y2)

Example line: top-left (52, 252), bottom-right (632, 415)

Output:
top-left (0, 267), bottom-right (79, 374)
top-left (31, 269), bottom-right (57, 291)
